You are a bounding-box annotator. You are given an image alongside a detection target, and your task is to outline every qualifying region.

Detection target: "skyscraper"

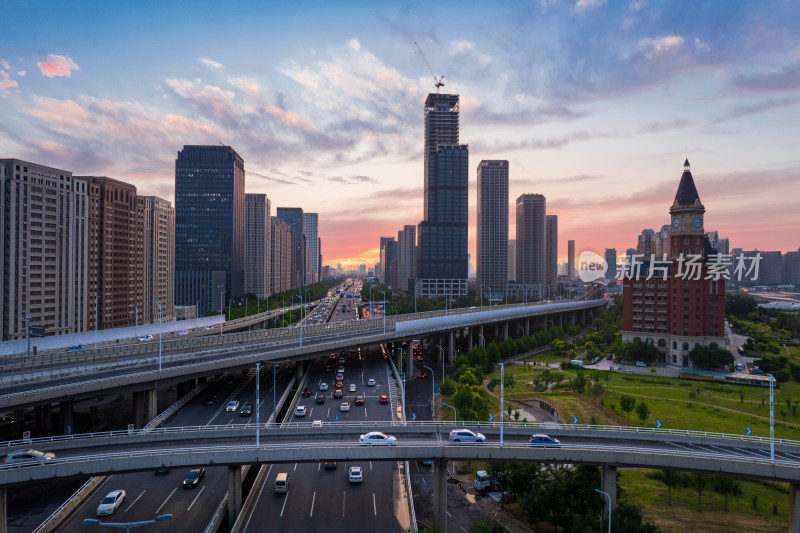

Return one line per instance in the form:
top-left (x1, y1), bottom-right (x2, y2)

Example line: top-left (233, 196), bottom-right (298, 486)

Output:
top-left (477, 160), bottom-right (509, 300)
top-left (174, 145), bottom-right (245, 316)
top-left (276, 207), bottom-right (304, 288)
top-left (545, 215), bottom-right (558, 298)
top-left (604, 248), bottom-right (617, 284)
top-left (141, 196), bottom-right (175, 324)
top-left (417, 93), bottom-right (469, 298)
top-left (303, 212), bottom-right (319, 284)
top-left (379, 236), bottom-right (395, 285)
top-left (245, 194), bottom-right (271, 299)
top-left (270, 216), bottom-right (293, 295)
top-left (516, 194), bottom-right (546, 298)
top-left (1, 159), bottom-right (89, 340)
top-left (567, 240), bottom-right (576, 281)
top-left (508, 240), bottom-right (516, 283)
top-left (397, 225), bottom-right (416, 293)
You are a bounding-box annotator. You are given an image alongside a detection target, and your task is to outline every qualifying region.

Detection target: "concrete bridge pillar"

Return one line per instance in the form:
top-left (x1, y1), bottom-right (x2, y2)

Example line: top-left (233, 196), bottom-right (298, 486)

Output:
top-left (789, 484), bottom-right (800, 533)
top-left (479, 325), bottom-right (484, 347)
top-left (133, 388), bottom-right (157, 428)
top-left (177, 378), bottom-right (197, 398)
top-left (503, 321), bottom-right (509, 340)
top-left (602, 465), bottom-right (617, 520)
top-left (227, 465), bottom-right (243, 528)
top-left (448, 330), bottom-right (455, 364)
top-left (59, 399), bottom-right (74, 435)
top-left (406, 342), bottom-right (414, 379)
top-left (296, 360), bottom-right (306, 382)
top-left (526, 318), bottom-right (530, 336)
top-left (432, 459), bottom-right (448, 531)
top-left (1, 486), bottom-right (7, 533)
top-left (468, 328), bottom-right (473, 350)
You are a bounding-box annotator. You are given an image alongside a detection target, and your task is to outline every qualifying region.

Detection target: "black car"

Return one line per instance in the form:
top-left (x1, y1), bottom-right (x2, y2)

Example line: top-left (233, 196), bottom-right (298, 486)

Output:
top-left (315, 395), bottom-right (326, 404)
top-left (301, 388), bottom-right (312, 397)
top-left (240, 404), bottom-right (252, 417)
top-left (155, 467), bottom-right (170, 475)
top-left (183, 468), bottom-right (205, 488)
top-left (324, 460), bottom-right (337, 470)
top-left (354, 395), bottom-right (365, 405)
top-left (203, 395), bottom-right (216, 406)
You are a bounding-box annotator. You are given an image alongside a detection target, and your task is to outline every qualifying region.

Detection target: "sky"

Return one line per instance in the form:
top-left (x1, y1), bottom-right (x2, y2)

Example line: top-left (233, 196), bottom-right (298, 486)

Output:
top-left (2, 0), bottom-right (799, 269)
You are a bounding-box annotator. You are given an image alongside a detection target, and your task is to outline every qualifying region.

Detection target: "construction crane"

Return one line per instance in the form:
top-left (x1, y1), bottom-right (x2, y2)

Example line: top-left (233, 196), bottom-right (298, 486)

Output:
top-left (414, 41), bottom-right (444, 93)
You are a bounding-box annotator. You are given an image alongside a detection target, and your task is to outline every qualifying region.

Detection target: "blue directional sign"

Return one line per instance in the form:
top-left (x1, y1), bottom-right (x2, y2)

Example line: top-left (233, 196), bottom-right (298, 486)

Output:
top-left (433, 383), bottom-right (439, 394)
top-left (335, 414), bottom-right (339, 422)
top-left (746, 427), bottom-right (752, 436)
top-left (655, 420), bottom-right (662, 428)
top-left (572, 416), bottom-right (579, 424)
top-left (412, 413), bottom-right (416, 421)
top-left (488, 414), bottom-right (494, 421)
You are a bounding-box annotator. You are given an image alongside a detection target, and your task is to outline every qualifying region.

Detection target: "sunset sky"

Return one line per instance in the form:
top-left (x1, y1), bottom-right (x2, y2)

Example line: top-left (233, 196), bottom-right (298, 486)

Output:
top-left (2, 1), bottom-right (799, 269)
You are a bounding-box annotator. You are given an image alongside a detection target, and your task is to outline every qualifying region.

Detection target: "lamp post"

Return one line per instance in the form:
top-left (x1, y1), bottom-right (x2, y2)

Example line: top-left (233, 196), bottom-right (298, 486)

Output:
top-left (154, 302), bottom-right (162, 372)
top-left (293, 294), bottom-right (304, 346)
top-left (94, 295), bottom-right (101, 348)
top-left (595, 489), bottom-right (611, 533)
top-left (379, 290), bottom-right (386, 334)
top-left (769, 373), bottom-right (775, 462)
top-left (500, 362), bottom-right (505, 446)
top-left (269, 359), bottom-right (289, 427)
top-left (435, 344), bottom-right (445, 373)
top-left (517, 324), bottom-right (524, 337)
top-left (82, 514), bottom-right (173, 532)
top-left (369, 287), bottom-right (374, 317)
top-left (423, 365), bottom-right (435, 418)
top-left (442, 402), bottom-right (457, 474)
top-left (477, 333), bottom-right (486, 348)
top-left (220, 290), bottom-right (226, 337)
top-left (255, 359), bottom-right (266, 446)
top-left (399, 371), bottom-right (407, 425)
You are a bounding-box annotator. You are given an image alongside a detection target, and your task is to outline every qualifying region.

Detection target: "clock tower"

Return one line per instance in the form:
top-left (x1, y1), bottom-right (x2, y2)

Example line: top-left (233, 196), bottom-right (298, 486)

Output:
top-left (668, 159), bottom-right (706, 259)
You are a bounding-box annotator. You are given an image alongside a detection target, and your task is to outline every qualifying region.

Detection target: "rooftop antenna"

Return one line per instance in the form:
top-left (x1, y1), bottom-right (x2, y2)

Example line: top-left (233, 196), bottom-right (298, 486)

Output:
top-left (414, 41), bottom-right (445, 93)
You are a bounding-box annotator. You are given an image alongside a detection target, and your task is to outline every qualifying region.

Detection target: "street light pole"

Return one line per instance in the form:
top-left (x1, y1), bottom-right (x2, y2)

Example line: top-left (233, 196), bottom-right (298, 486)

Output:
top-left (423, 365), bottom-right (435, 418)
top-left (220, 290), bottom-right (226, 337)
top-left (769, 373), bottom-right (775, 462)
top-left (94, 295), bottom-right (101, 348)
top-left (500, 362), bottom-right (504, 446)
top-left (435, 344), bottom-right (445, 377)
top-left (154, 302), bottom-right (162, 372)
top-left (477, 333), bottom-right (486, 348)
top-left (379, 290), bottom-right (386, 334)
top-left (595, 489), bottom-right (611, 533)
top-left (442, 402), bottom-right (457, 475)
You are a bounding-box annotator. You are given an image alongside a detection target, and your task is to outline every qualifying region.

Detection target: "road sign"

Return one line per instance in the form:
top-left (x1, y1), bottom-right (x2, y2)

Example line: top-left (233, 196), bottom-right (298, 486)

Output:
top-left (572, 416), bottom-right (579, 424)
top-left (488, 414), bottom-right (493, 421)
top-left (128, 424), bottom-right (134, 434)
top-left (412, 413), bottom-right (416, 421)
top-left (746, 427), bottom-right (752, 436)
top-left (433, 383), bottom-right (439, 394)
top-left (28, 325), bottom-right (45, 338)
top-left (22, 431), bottom-right (31, 440)
top-left (655, 421), bottom-right (662, 428)
top-left (335, 414), bottom-right (339, 422)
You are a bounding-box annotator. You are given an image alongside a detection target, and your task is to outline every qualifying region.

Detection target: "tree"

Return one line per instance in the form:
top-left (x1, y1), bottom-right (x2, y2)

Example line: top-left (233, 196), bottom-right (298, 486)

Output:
top-left (438, 376), bottom-right (456, 396)
top-left (712, 475), bottom-right (741, 511)
top-left (571, 371), bottom-right (587, 394)
top-left (692, 472), bottom-right (710, 512)
top-left (690, 345), bottom-right (734, 369)
top-left (610, 503), bottom-right (663, 533)
top-left (725, 292), bottom-right (759, 318)
top-left (655, 470), bottom-right (681, 505)
top-left (636, 401), bottom-right (650, 426)
top-left (620, 395), bottom-right (636, 424)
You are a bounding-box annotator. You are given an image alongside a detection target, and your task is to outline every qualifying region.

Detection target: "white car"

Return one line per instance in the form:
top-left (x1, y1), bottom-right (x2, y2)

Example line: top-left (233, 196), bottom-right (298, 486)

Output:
top-left (635, 361), bottom-right (648, 367)
top-left (2, 449), bottom-right (55, 465)
top-left (449, 429), bottom-right (486, 443)
top-left (225, 400), bottom-right (240, 412)
top-left (319, 383), bottom-right (329, 391)
top-left (203, 326), bottom-right (213, 331)
top-left (177, 330), bottom-right (189, 336)
top-left (96, 490), bottom-right (126, 516)
top-left (137, 335), bottom-right (153, 342)
top-left (359, 431), bottom-right (397, 445)
top-left (294, 406), bottom-right (307, 417)
top-left (312, 420), bottom-right (323, 428)
top-left (348, 466), bottom-right (363, 483)
top-left (367, 378), bottom-right (376, 387)
top-left (348, 384), bottom-right (357, 392)
top-left (340, 402), bottom-right (351, 412)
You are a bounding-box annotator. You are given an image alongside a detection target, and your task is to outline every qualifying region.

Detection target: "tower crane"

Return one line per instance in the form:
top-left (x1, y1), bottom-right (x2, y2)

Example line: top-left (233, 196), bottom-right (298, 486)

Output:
top-left (414, 41), bottom-right (444, 93)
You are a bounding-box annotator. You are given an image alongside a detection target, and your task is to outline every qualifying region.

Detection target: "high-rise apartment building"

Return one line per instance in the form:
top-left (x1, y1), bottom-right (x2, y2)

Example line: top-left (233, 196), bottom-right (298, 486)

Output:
top-left (1, 159), bottom-right (89, 340)
top-left (270, 216), bottom-right (294, 295)
top-left (516, 194), bottom-right (546, 298)
top-left (717, 238), bottom-right (730, 255)
top-left (379, 236), bottom-right (396, 286)
top-left (604, 248), bottom-right (617, 284)
top-left (417, 93), bottom-right (469, 298)
top-left (397, 225), bottom-right (416, 293)
top-left (303, 213), bottom-right (319, 284)
top-left (508, 240), bottom-right (516, 282)
top-left (141, 196), bottom-right (175, 324)
top-left (568, 240), bottom-right (576, 281)
top-left (175, 145), bottom-right (245, 316)
top-left (477, 160), bottom-right (509, 300)
top-left (276, 207), bottom-right (304, 288)
top-left (245, 194), bottom-right (271, 299)
top-left (79, 176), bottom-right (144, 330)
top-left (622, 160), bottom-right (726, 367)
top-left (545, 215), bottom-right (558, 298)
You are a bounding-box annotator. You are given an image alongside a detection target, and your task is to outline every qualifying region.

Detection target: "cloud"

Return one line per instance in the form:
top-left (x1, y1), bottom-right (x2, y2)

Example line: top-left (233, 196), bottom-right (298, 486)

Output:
top-left (446, 39), bottom-right (492, 67)
top-left (198, 57), bottom-right (224, 69)
top-left (327, 174), bottom-right (378, 185)
top-left (293, 176), bottom-right (313, 183)
top-left (693, 38), bottom-right (711, 53)
top-left (37, 54), bottom-right (79, 78)
top-left (638, 35), bottom-right (685, 58)
top-left (247, 171), bottom-right (295, 185)
top-left (575, 0), bottom-right (607, 11)
top-left (18, 70), bottom-right (26, 77)
top-left (729, 61), bottom-right (800, 94)
top-left (0, 59), bottom-right (9, 70)
top-left (0, 71), bottom-right (18, 91)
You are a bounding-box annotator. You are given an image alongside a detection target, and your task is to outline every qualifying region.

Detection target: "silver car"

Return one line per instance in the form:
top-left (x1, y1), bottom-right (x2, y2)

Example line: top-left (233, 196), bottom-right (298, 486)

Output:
top-left (3, 449), bottom-right (56, 465)
top-left (449, 429), bottom-right (486, 443)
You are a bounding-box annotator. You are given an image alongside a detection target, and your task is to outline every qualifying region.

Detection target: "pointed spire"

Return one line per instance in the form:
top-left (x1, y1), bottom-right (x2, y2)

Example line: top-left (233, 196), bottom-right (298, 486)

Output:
top-left (674, 159), bottom-right (701, 206)
top-left (684, 157), bottom-right (690, 170)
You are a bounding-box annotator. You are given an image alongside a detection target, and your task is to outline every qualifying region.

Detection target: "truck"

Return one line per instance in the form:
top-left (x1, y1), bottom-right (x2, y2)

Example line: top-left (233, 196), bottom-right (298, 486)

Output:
top-left (474, 470), bottom-right (493, 492)
top-left (569, 360), bottom-right (583, 368)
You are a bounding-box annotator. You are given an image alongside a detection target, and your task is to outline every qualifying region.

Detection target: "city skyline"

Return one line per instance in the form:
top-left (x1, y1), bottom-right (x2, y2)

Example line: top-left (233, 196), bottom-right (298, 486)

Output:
top-left (1, 1), bottom-right (799, 268)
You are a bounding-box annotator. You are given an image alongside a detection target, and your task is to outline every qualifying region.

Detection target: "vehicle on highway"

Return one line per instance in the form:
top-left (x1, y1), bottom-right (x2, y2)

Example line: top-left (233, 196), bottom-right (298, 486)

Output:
top-left (635, 361), bottom-right (647, 367)
top-left (3, 449), bottom-right (56, 465)
top-left (319, 382), bottom-right (329, 391)
top-left (183, 468), bottom-right (205, 488)
top-left (529, 434), bottom-right (561, 446)
top-left (418, 372), bottom-right (427, 379)
top-left (294, 406), bottom-right (307, 417)
top-left (138, 335), bottom-right (153, 342)
top-left (312, 420), bottom-right (323, 428)
top-left (359, 431), bottom-right (397, 445)
top-left (203, 395), bottom-right (216, 406)
top-left (333, 389), bottom-right (343, 399)
top-left (67, 344), bottom-right (85, 352)
top-left (355, 395), bottom-right (365, 405)
top-left (324, 460), bottom-right (337, 469)
top-left (367, 378), bottom-right (376, 387)
top-left (419, 459), bottom-right (432, 466)
top-left (225, 400), bottom-right (239, 412)
top-left (240, 403), bottom-right (252, 417)
top-left (337, 366), bottom-right (345, 374)
top-left (415, 355), bottom-right (423, 362)
top-left (203, 326), bottom-right (213, 331)
top-left (177, 330), bottom-right (189, 335)
top-left (379, 395), bottom-right (389, 404)
top-left (449, 429), bottom-right (486, 443)
top-left (335, 372), bottom-right (344, 380)
top-left (315, 394), bottom-right (326, 404)
top-left (348, 466), bottom-right (363, 483)
top-left (348, 384), bottom-right (357, 392)
top-left (274, 472), bottom-right (289, 493)
top-left (752, 368), bottom-right (764, 375)
top-left (338, 356), bottom-right (346, 364)
top-left (301, 388), bottom-right (312, 397)
top-left (335, 381), bottom-right (344, 388)
top-left (154, 467), bottom-right (170, 475)
top-left (340, 402), bottom-right (351, 411)
top-left (96, 490), bottom-right (126, 516)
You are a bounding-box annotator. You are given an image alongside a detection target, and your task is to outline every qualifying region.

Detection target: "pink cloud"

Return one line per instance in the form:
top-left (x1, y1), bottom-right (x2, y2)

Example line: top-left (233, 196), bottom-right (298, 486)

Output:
top-left (0, 71), bottom-right (18, 90)
top-left (18, 70), bottom-right (26, 77)
top-left (37, 54), bottom-right (79, 78)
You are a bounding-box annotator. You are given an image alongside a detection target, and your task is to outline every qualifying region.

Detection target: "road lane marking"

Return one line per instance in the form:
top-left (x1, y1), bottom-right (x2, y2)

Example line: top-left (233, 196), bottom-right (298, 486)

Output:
top-left (364, 407), bottom-right (368, 417)
top-left (155, 488), bottom-right (177, 514)
top-left (242, 465), bottom-right (273, 533)
top-left (370, 461), bottom-right (373, 470)
top-left (447, 511), bottom-right (452, 518)
top-left (124, 490), bottom-right (146, 512)
top-left (294, 462), bottom-right (298, 471)
top-left (342, 491), bottom-right (346, 516)
top-left (310, 491), bottom-right (317, 517)
top-left (280, 491), bottom-right (289, 517)
top-left (327, 408), bottom-right (330, 417)
top-left (421, 477), bottom-right (427, 485)
top-left (668, 441), bottom-right (691, 450)
top-left (373, 493), bottom-right (377, 515)
top-left (187, 486), bottom-right (205, 511)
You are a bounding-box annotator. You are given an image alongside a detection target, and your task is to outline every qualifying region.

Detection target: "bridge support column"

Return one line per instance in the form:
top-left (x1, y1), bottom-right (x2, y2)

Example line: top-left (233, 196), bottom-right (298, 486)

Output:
top-left (406, 342), bottom-right (414, 379)
top-left (0, 486), bottom-right (7, 533)
top-left (133, 388), bottom-right (157, 428)
top-left (448, 330), bottom-right (455, 364)
top-left (432, 459), bottom-right (448, 531)
top-left (59, 399), bottom-right (74, 435)
top-left (227, 465), bottom-right (242, 528)
top-left (296, 360), bottom-right (306, 382)
top-left (468, 328), bottom-right (473, 350)
top-left (789, 483), bottom-right (800, 533)
top-left (526, 318), bottom-right (530, 336)
top-left (503, 321), bottom-right (509, 340)
top-left (177, 378), bottom-right (197, 398)
top-left (479, 325), bottom-right (484, 347)
top-left (602, 465), bottom-right (617, 519)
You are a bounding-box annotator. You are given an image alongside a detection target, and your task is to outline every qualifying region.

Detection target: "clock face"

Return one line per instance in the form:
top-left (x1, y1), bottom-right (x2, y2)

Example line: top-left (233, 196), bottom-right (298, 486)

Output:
top-left (672, 218), bottom-right (680, 228)
top-left (693, 217), bottom-right (702, 228)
